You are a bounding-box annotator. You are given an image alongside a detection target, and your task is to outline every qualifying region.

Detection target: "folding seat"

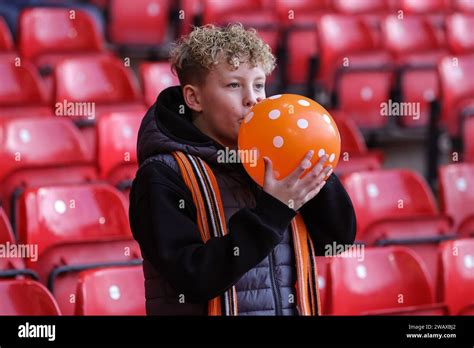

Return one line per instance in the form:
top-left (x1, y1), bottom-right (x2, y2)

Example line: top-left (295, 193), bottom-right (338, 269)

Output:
top-left (326, 246), bottom-right (448, 315)
top-left (315, 256), bottom-right (331, 315)
top-left (317, 15), bottom-right (394, 129)
top-left (18, 7), bottom-right (105, 72)
top-left (0, 207), bottom-right (30, 278)
top-left (16, 183), bottom-right (142, 315)
top-left (75, 265), bottom-right (145, 315)
top-left (342, 169), bottom-right (454, 291)
top-left (452, 0), bottom-right (474, 13)
top-left (0, 117), bottom-right (97, 231)
top-left (464, 117), bottom-right (474, 163)
top-left (0, 279), bottom-right (61, 315)
top-left (438, 163), bottom-right (474, 236)
top-left (446, 13), bottom-right (474, 54)
top-left (437, 54), bottom-right (474, 137)
top-left (200, 0), bottom-right (279, 53)
top-left (274, 0), bottom-right (331, 28)
top-left (54, 54), bottom-right (146, 156)
top-left (178, 0), bottom-right (203, 36)
top-left (331, 113), bottom-right (383, 176)
top-left (439, 238), bottom-right (474, 315)
top-left (140, 62), bottom-right (179, 107)
top-left (399, 0), bottom-right (450, 29)
top-left (97, 111), bottom-right (141, 190)
top-left (108, 0), bottom-right (170, 46)
top-left (0, 16), bottom-right (13, 52)
top-left (0, 57), bottom-right (51, 117)
top-left (382, 15), bottom-right (447, 128)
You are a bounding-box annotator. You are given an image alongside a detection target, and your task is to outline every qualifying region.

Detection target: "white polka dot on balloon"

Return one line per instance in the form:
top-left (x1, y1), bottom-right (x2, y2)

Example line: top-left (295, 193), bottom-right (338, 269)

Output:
top-left (268, 109), bottom-right (281, 120)
top-left (297, 118), bottom-right (308, 129)
top-left (329, 153), bottom-right (335, 162)
top-left (244, 112), bottom-right (254, 123)
top-left (298, 99), bottom-right (310, 107)
top-left (323, 114), bottom-right (331, 125)
top-left (318, 148), bottom-right (326, 157)
top-left (269, 94), bottom-right (282, 99)
top-left (273, 136), bottom-right (284, 148)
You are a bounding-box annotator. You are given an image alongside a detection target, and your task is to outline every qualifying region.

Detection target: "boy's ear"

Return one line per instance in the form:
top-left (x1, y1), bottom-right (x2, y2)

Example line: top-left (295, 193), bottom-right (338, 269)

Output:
top-left (182, 84), bottom-right (203, 113)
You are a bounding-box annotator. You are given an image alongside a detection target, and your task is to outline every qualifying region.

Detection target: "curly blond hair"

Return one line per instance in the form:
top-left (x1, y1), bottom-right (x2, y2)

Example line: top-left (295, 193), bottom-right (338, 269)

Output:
top-left (169, 23), bottom-right (276, 85)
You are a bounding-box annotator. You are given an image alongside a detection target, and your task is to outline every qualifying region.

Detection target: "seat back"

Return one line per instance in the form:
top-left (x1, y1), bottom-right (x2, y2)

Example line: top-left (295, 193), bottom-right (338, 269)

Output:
top-left (75, 265), bottom-right (145, 315)
top-left (140, 62), bottom-right (179, 107)
top-left (0, 279), bottom-right (61, 315)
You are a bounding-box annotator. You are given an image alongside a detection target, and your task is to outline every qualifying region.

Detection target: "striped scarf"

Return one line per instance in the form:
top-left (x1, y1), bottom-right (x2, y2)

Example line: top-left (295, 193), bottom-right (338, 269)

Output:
top-left (172, 151), bottom-right (321, 316)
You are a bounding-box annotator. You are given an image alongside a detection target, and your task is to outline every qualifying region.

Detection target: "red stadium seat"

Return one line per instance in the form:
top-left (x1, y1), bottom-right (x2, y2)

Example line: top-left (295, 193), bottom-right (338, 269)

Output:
top-left (439, 163), bottom-right (474, 236)
top-left (178, 0), bottom-right (203, 36)
top-left (453, 0), bottom-right (474, 13)
top-left (0, 279), bottom-right (61, 315)
top-left (0, 207), bottom-right (26, 276)
top-left (275, 0), bottom-right (331, 27)
top-left (399, 0), bottom-right (450, 29)
top-left (140, 62), bottom-right (179, 107)
top-left (465, 117), bottom-right (474, 163)
top-left (318, 14), bottom-right (393, 92)
top-left (446, 13), bottom-right (474, 54)
top-left (16, 183), bottom-right (142, 315)
top-left (108, 0), bottom-right (170, 46)
top-left (342, 169), bottom-right (454, 290)
top-left (75, 265), bottom-right (145, 315)
top-left (0, 58), bottom-right (51, 117)
top-left (332, 114), bottom-right (383, 176)
top-left (285, 28), bottom-right (318, 86)
top-left (327, 246), bottom-right (447, 315)
top-left (54, 55), bottom-right (145, 157)
top-left (315, 256), bottom-right (331, 315)
top-left (439, 239), bottom-right (474, 315)
top-left (0, 16), bottom-right (13, 51)
top-left (438, 54), bottom-right (474, 136)
top-left (97, 112), bottom-right (141, 187)
top-left (18, 7), bottom-right (104, 66)
top-left (0, 117), bottom-right (97, 224)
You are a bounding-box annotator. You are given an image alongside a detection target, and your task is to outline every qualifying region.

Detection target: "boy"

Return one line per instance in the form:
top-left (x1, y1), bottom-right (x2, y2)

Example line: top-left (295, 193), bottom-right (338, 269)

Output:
top-left (129, 23), bottom-right (356, 315)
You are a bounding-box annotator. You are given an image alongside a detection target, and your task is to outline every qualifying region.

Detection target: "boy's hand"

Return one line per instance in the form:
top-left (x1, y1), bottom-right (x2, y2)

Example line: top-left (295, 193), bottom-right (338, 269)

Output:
top-left (262, 151), bottom-right (332, 211)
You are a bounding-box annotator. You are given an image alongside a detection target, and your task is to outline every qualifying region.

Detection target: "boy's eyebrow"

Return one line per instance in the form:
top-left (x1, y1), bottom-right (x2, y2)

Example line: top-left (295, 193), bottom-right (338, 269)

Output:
top-left (222, 74), bottom-right (266, 81)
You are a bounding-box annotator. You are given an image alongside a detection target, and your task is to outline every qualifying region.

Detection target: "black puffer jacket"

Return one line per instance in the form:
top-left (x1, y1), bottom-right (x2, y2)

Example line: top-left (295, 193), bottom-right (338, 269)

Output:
top-left (128, 86), bottom-right (356, 315)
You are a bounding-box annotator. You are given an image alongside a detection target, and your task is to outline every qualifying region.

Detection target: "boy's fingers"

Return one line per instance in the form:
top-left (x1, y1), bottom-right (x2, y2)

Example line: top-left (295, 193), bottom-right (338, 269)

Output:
top-left (285, 150), bottom-right (315, 185)
top-left (262, 156), bottom-right (274, 185)
top-left (303, 180), bottom-right (327, 204)
top-left (300, 155), bottom-right (329, 186)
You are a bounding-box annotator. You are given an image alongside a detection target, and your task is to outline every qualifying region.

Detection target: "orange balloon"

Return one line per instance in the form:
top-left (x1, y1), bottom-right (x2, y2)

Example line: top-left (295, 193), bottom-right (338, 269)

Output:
top-left (238, 94), bottom-right (341, 187)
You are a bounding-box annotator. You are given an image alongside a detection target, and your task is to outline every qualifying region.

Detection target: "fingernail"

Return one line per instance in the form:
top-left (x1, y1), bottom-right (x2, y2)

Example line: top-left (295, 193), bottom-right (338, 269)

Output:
top-left (308, 150), bottom-right (314, 157)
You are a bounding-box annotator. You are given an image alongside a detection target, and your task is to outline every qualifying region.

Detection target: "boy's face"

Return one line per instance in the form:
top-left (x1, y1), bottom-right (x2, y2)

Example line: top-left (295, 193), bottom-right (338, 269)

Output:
top-left (189, 61), bottom-right (266, 149)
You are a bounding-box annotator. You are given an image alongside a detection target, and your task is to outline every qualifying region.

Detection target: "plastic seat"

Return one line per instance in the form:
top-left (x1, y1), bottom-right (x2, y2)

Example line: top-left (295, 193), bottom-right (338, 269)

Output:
top-left (399, 0), bottom-right (449, 29)
top-left (439, 163), bottom-right (474, 236)
top-left (140, 62), bottom-right (179, 107)
top-left (0, 117), bottom-right (97, 225)
top-left (275, 0), bottom-right (331, 27)
top-left (108, 0), bottom-right (170, 46)
top-left (465, 117), bottom-right (474, 163)
top-left (0, 16), bottom-right (13, 51)
top-left (342, 169), bottom-right (454, 290)
top-left (75, 265), bottom-right (145, 315)
top-left (0, 57), bottom-right (51, 117)
top-left (327, 246), bottom-right (447, 315)
top-left (97, 111), bottom-right (141, 188)
top-left (332, 114), bottom-right (383, 176)
top-left (439, 238), bottom-right (474, 315)
top-left (315, 256), bottom-right (331, 315)
top-left (18, 7), bottom-right (104, 66)
top-left (0, 279), bottom-right (61, 315)
top-left (0, 207), bottom-right (28, 277)
top-left (446, 14), bottom-right (474, 54)
top-left (453, 0), bottom-right (474, 13)
top-left (438, 54), bottom-right (474, 136)
top-left (17, 183), bottom-right (142, 315)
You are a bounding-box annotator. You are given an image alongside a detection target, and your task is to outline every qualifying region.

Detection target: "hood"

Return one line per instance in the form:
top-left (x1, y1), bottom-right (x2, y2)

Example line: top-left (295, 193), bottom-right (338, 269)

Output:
top-left (137, 86), bottom-right (227, 166)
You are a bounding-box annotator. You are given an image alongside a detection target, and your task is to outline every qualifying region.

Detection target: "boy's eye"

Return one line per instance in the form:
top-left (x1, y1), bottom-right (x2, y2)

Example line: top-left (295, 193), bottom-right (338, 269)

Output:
top-left (255, 83), bottom-right (264, 90)
top-left (228, 83), bottom-right (240, 88)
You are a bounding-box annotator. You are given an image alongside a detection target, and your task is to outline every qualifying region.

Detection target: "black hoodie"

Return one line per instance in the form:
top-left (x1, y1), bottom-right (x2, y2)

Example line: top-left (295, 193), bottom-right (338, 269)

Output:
top-left (129, 86), bottom-right (356, 315)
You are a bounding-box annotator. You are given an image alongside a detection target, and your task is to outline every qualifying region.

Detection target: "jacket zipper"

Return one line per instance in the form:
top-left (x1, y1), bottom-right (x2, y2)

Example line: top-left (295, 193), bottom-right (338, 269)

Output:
top-left (268, 250), bottom-right (283, 315)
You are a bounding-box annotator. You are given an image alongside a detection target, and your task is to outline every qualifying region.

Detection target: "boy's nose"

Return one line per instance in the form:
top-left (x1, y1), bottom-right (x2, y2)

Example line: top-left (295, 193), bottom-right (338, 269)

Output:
top-left (244, 95), bottom-right (263, 108)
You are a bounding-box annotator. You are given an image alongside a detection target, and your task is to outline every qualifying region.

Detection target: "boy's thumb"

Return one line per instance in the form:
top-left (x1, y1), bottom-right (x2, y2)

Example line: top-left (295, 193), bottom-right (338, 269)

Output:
top-left (263, 156), bottom-right (273, 184)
